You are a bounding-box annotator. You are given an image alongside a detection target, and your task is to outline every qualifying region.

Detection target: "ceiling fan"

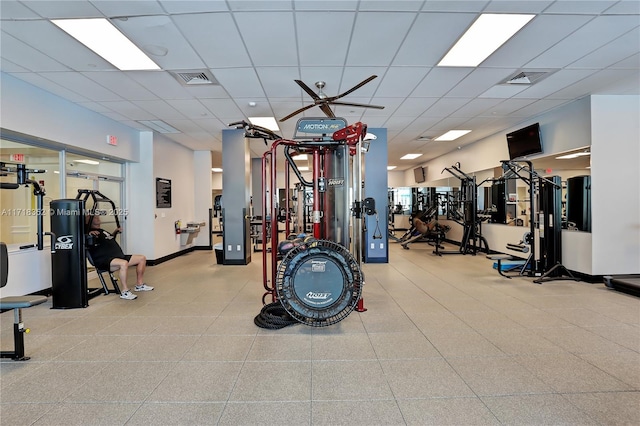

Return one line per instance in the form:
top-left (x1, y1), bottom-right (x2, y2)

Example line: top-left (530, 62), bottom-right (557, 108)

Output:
top-left (279, 75), bottom-right (385, 122)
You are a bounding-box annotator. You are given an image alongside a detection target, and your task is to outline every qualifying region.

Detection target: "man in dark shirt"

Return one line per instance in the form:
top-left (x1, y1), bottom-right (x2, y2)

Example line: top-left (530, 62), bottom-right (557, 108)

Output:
top-left (86, 214), bottom-right (153, 300)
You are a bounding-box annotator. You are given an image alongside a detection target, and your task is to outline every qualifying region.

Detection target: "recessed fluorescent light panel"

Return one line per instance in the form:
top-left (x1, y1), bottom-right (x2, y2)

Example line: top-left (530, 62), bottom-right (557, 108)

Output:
top-left (556, 152), bottom-right (591, 160)
top-left (51, 18), bottom-right (160, 71)
top-left (400, 154), bottom-right (423, 160)
top-left (387, 166), bottom-right (397, 170)
top-left (297, 166), bottom-right (309, 171)
top-left (248, 117), bottom-right (280, 132)
top-left (76, 159), bottom-right (99, 165)
top-left (211, 168), bottom-right (223, 172)
top-left (438, 14), bottom-right (534, 67)
top-left (137, 120), bottom-right (180, 134)
top-left (435, 130), bottom-right (471, 141)
top-left (292, 154), bottom-right (308, 161)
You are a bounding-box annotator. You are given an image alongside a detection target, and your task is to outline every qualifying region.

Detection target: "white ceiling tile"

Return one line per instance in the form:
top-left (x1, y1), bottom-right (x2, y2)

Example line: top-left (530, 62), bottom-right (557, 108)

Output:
top-left (91, 1), bottom-right (166, 17)
top-left (7, 72), bottom-right (91, 102)
top-left (126, 72), bottom-right (193, 100)
top-left (256, 67), bottom-right (303, 97)
top-left (298, 67), bottom-right (346, 95)
top-left (1, 59), bottom-right (29, 72)
top-left (99, 100), bottom-right (155, 120)
top-left (525, 15), bottom-right (640, 69)
top-left (296, 12), bottom-right (354, 66)
top-left (483, 14), bottom-right (593, 68)
top-left (393, 13), bottom-right (477, 66)
top-left (604, 0), bottom-right (640, 14)
top-left (569, 27), bottom-right (640, 69)
top-left (185, 83), bottom-right (230, 99)
top-left (513, 69), bottom-right (598, 99)
top-left (171, 13), bottom-right (252, 68)
top-left (19, 0), bottom-right (102, 18)
top-left (543, 1), bottom-right (617, 14)
top-left (0, 32), bottom-right (70, 71)
top-left (484, 0), bottom-right (553, 13)
top-left (452, 98), bottom-right (504, 117)
top-left (294, 0), bottom-right (358, 11)
top-left (484, 99), bottom-right (538, 116)
top-left (39, 71), bottom-right (123, 101)
top-left (165, 99), bottom-right (211, 119)
top-left (131, 100), bottom-right (187, 120)
top-left (113, 15), bottom-right (206, 70)
top-left (158, 0), bottom-right (229, 14)
top-left (421, 1), bottom-right (489, 12)
top-left (353, 97), bottom-right (402, 117)
top-left (375, 67), bottom-right (429, 97)
top-left (1, 0), bottom-right (42, 19)
top-left (339, 68), bottom-right (385, 96)
top-left (508, 99), bottom-right (571, 117)
top-left (383, 115), bottom-right (420, 131)
top-left (394, 97), bottom-right (439, 117)
top-left (193, 118), bottom-right (228, 134)
top-left (612, 52), bottom-right (640, 69)
top-left (227, 1), bottom-right (292, 11)
top-left (199, 98), bottom-right (244, 119)
top-left (75, 101), bottom-right (113, 113)
top-left (81, 71), bottom-right (158, 100)
top-left (100, 111), bottom-right (130, 122)
top-left (423, 98), bottom-right (472, 117)
top-left (448, 68), bottom-right (517, 98)
top-left (359, 1), bottom-right (424, 11)
top-left (234, 12), bottom-right (297, 66)
top-left (479, 84), bottom-right (529, 98)
top-left (213, 68), bottom-right (264, 98)
top-left (549, 69), bottom-right (640, 99)
top-left (412, 67), bottom-right (472, 97)
top-left (346, 12), bottom-right (416, 66)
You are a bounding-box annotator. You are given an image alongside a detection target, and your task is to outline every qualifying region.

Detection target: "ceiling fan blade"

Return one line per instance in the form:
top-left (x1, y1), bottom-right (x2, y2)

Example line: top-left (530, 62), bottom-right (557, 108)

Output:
top-left (330, 101), bottom-right (385, 110)
top-left (330, 75), bottom-right (378, 101)
top-left (319, 103), bottom-right (335, 118)
top-left (279, 103), bottom-right (317, 122)
top-left (295, 80), bottom-right (321, 100)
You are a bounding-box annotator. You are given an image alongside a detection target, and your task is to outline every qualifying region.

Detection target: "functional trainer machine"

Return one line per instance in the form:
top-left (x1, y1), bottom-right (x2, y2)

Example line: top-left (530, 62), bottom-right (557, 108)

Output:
top-left (231, 118), bottom-right (375, 327)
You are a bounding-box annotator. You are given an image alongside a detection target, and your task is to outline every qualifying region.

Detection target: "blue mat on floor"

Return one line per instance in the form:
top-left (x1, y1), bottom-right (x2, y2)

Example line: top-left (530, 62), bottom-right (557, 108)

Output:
top-left (493, 260), bottom-right (526, 271)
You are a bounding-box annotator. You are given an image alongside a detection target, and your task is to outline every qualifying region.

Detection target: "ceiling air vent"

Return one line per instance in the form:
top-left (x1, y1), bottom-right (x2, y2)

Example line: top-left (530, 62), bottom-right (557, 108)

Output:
top-left (170, 70), bottom-right (219, 86)
top-left (500, 69), bottom-right (557, 85)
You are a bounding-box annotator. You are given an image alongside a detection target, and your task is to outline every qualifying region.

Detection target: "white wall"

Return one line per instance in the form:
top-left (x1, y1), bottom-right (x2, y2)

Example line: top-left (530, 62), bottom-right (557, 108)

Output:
top-left (1, 72), bottom-right (140, 162)
top-left (126, 133), bottom-right (154, 259)
top-left (193, 151), bottom-right (212, 247)
top-left (590, 95), bottom-right (639, 275)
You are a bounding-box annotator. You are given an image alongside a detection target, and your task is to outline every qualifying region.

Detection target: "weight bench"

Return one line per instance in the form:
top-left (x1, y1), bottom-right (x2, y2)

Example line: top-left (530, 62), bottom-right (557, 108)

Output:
top-left (0, 242), bottom-right (48, 361)
top-left (86, 250), bottom-right (121, 295)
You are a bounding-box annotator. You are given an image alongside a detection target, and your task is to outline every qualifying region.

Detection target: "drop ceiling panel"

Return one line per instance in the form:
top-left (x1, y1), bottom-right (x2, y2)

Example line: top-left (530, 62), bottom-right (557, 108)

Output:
top-left (199, 98), bottom-right (244, 119)
top-left (421, 1), bottom-right (489, 12)
top-left (99, 100), bottom-right (156, 120)
top-left (7, 72), bottom-right (91, 102)
top-left (213, 68), bottom-right (264, 98)
top-left (39, 71), bottom-right (123, 102)
top-left (513, 69), bottom-right (598, 99)
top-left (359, 1), bottom-right (424, 12)
top-left (483, 0), bottom-right (552, 13)
top-left (234, 12), bottom-right (297, 66)
top-left (339, 68), bottom-right (385, 96)
top-left (525, 15), bottom-right (640, 68)
top-left (81, 71), bottom-right (158, 100)
top-left (113, 15), bottom-right (206, 70)
top-left (423, 98), bottom-right (472, 117)
top-left (298, 67), bottom-right (345, 95)
top-left (227, 1), bottom-right (292, 11)
top-left (126, 72), bottom-right (194, 100)
top-left (91, 1), bottom-right (166, 17)
top-left (1, 59), bottom-right (29, 73)
top-left (131, 100), bottom-right (187, 120)
top-left (158, 0), bottom-right (229, 14)
top-left (448, 68), bottom-right (516, 98)
top-left (569, 28), bottom-right (640, 68)
top-left (256, 67), bottom-right (303, 97)
top-left (0, 32), bottom-right (70, 72)
top-left (412, 68), bottom-right (473, 97)
top-left (19, 0), bottom-right (102, 18)
top-left (394, 97), bottom-right (438, 117)
top-left (479, 84), bottom-right (529, 98)
top-left (165, 99), bottom-right (211, 119)
top-left (374, 67), bottom-right (428, 97)
top-left (543, 0), bottom-right (616, 14)
top-left (296, 12), bottom-right (354, 66)
top-left (483, 14), bottom-right (593, 68)
top-left (185, 84), bottom-right (230, 99)
top-left (452, 98), bottom-right (504, 117)
top-left (0, 0), bottom-right (42, 19)
top-left (508, 99), bottom-right (571, 117)
top-left (393, 13), bottom-right (477, 66)
top-left (550, 69), bottom-right (640, 99)
top-left (171, 13), bottom-right (252, 68)
top-left (346, 12), bottom-right (415, 66)
top-left (486, 98), bottom-right (539, 116)
top-left (605, 0), bottom-right (640, 14)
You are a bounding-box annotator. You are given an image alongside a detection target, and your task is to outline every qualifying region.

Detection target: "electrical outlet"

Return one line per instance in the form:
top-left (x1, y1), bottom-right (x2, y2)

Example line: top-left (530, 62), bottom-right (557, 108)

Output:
top-left (379, 243), bottom-right (384, 249)
top-left (236, 245), bottom-right (241, 251)
top-left (227, 245), bottom-right (232, 251)
top-left (370, 243), bottom-right (375, 250)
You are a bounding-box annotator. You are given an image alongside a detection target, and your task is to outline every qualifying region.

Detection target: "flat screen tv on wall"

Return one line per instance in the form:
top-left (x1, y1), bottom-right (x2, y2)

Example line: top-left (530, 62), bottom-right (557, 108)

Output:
top-left (414, 166), bottom-right (425, 183)
top-left (506, 122), bottom-right (543, 160)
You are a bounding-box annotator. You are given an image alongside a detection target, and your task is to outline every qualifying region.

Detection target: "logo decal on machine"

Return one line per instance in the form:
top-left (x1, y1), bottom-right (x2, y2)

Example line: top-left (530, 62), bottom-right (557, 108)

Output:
top-left (327, 178), bottom-right (344, 187)
top-left (54, 235), bottom-right (73, 250)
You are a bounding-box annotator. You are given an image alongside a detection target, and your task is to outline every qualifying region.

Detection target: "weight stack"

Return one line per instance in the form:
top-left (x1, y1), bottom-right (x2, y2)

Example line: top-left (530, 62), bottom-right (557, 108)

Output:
top-left (50, 199), bottom-right (88, 309)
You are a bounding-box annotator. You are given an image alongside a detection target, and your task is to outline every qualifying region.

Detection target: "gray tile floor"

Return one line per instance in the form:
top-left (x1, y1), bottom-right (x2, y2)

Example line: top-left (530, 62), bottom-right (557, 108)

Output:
top-left (1, 241), bottom-right (639, 425)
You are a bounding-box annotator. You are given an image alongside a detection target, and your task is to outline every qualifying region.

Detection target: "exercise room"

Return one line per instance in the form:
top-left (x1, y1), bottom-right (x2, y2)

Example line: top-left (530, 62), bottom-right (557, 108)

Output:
top-left (1, 1), bottom-right (638, 425)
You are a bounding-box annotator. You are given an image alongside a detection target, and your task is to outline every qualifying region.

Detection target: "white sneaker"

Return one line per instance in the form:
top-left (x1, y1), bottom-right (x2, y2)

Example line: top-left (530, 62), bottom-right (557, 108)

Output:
top-left (134, 284), bottom-right (154, 291)
top-left (120, 290), bottom-right (137, 300)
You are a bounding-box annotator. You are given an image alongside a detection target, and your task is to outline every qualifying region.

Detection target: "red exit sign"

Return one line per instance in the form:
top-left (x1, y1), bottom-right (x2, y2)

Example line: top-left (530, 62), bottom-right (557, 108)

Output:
top-left (107, 135), bottom-right (118, 146)
top-left (10, 153), bottom-right (24, 162)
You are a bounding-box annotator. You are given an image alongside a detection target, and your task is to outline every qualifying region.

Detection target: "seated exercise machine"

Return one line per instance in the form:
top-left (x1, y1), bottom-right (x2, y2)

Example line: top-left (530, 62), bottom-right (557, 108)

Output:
top-left (486, 232), bottom-right (533, 278)
top-left (0, 243), bottom-right (48, 361)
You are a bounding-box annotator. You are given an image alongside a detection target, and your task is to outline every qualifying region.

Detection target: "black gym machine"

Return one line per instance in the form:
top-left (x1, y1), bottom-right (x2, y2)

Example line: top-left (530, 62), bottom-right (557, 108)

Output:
top-left (489, 160), bottom-right (579, 284)
top-left (434, 163), bottom-right (489, 256)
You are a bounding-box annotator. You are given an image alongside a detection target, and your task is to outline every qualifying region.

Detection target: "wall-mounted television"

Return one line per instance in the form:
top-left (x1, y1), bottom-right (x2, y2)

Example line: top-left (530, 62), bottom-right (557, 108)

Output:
top-left (506, 122), bottom-right (543, 160)
top-left (414, 166), bottom-right (425, 183)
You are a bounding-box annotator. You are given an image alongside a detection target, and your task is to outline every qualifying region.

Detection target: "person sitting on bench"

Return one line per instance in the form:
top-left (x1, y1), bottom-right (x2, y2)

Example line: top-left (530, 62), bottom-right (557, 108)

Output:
top-left (86, 214), bottom-right (153, 300)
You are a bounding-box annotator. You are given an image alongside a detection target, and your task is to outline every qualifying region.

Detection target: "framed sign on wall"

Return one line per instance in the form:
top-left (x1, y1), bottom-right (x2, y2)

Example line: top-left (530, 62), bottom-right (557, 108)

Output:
top-left (156, 178), bottom-right (172, 208)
